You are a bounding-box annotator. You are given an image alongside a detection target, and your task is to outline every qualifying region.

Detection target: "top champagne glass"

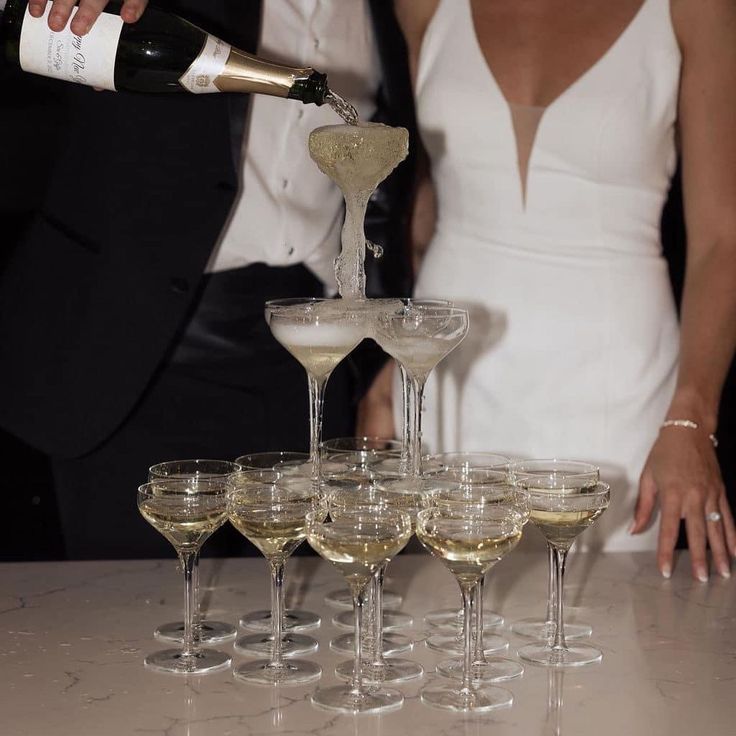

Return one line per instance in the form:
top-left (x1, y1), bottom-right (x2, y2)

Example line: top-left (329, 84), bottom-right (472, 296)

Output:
top-left (265, 298), bottom-right (366, 483)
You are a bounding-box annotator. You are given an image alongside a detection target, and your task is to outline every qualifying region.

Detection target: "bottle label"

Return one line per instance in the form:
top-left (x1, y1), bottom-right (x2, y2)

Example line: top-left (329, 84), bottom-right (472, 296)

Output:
top-left (19, 5), bottom-right (123, 91)
top-left (178, 34), bottom-right (231, 93)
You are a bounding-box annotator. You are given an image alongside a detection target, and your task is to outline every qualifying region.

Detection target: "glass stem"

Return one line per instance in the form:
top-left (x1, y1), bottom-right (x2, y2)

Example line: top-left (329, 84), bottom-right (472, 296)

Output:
top-left (372, 565), bottom-right (386, 667)
top-left (180, 551), bottom-right (198, 658)
top-left (350, 584), bottom-right (367, 700)
top-left (270, 559), bottom-right (286, 667)
top-left (551, 546), bottom-right (569, 651)
top-left (459, 581), bottom-right (475, 698)
top-left (399, 364), bottom-right (412, 472)
top-left (473, 576), bottom-right (487, 664)
top-left (409, 376), bottom-right (427, 477)
top-left (193, 557), bottom-right (201, 633)
top-left (545, 543), bottom-right (556, 626)
top-left (307, 373), bottom-right (328, 483)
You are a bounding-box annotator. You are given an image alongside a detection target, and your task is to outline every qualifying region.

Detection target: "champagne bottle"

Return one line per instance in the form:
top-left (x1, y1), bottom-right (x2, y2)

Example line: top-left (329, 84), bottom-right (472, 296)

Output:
top-left (0, 0), bottom-right (329, 103)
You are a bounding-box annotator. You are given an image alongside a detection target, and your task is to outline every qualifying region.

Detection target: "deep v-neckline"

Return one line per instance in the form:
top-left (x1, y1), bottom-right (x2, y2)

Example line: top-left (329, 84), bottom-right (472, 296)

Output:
top-left (464, 0), bottom-right (651, 207)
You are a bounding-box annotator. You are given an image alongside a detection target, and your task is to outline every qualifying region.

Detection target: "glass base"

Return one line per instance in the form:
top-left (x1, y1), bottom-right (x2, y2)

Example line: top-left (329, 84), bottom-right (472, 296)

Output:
top-left (240, 609), bottom-right (320, 632)
top-left (324, 588), bottom-right (402, 610)
top-left (512, 617), bottom-right (592, 640)
top-left (311, 684), bottom-right (404, 714)
top-left (144, 647), bottom-right (231, 675)
top-left (518, 642), bottom-right (603, 667)
top-left (335, 657), bottom-right (423, 684)
top-left (234, 632), bottom-right (318, 657)
top-left (426, 633), bottom-right (508, 655)
top-left (424, 607), bottom-right (503, 630)
top-left (420, 684), bottom-right (513, 712)
top-left (330, 632), bottom-right (413, 656)
top-left (233, 658), bottom-right (322, 686)
top-left (332, 609), bottom-right (413, 632)
top-left (436, 656), bottom-right (523, 683)
top-left (155, 619), bottom-right (237, 644)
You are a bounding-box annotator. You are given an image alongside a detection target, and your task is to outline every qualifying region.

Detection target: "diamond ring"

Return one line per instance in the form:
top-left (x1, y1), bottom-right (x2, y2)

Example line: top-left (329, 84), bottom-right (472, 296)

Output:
top-left (706, 511), bottom-right (722, 523)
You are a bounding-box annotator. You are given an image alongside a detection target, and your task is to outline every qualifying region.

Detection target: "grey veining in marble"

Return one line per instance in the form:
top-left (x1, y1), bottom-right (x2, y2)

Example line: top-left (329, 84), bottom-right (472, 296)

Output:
top-left (1, 552), bottom-right (734, 736)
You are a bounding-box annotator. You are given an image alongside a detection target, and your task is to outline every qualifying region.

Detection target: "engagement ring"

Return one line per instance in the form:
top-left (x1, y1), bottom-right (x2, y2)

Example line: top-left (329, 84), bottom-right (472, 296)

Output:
top-left (706, 511), bottom-right (722, 523)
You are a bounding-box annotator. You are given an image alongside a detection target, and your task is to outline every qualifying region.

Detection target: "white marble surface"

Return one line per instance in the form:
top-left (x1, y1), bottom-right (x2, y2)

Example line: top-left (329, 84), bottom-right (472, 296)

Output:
top-left (1, 551), bottom-right (735, 736)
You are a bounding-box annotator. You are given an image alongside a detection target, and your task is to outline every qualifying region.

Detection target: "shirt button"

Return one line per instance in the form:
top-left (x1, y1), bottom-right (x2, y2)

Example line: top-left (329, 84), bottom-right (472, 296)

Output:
top-left (313, 38), bottom-right (320, 49)
top-left (297, 109), bottom-right (304, 120)
top-left (288, 247), bottom-right (295, 256)
top-left (282, 178), bottom-right (289, 189)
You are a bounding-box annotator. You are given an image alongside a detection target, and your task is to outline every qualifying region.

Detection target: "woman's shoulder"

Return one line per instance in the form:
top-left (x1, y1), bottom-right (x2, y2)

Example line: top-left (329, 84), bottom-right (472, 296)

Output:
top-left (670, 0), bottom-right (736, 53)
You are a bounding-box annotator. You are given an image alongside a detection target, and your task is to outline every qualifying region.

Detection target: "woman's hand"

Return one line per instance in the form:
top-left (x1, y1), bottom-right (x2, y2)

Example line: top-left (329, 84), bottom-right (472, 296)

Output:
top-left (29, 0), bottom-right (148, 35)
top-left (631, 428), bottom-right (736, 581)
top-left (356, 361), bottom-right (396, 439)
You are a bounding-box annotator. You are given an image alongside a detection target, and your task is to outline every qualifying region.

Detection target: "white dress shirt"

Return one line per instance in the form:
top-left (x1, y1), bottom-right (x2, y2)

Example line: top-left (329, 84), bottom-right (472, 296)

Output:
top-left (207, 0), bottom-right (381, 291)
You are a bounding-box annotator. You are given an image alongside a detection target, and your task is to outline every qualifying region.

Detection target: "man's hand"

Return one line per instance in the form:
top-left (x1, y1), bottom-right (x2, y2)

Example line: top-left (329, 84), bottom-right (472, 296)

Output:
top-left (29, 1), bottom-right (149, 36)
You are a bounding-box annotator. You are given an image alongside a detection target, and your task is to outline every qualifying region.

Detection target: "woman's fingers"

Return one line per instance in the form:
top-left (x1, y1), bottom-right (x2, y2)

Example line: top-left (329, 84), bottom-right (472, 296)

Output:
top-left (683, 497), bottom-right (709, 581)
top-left (656, 497), bottom-right (682, 578)
top-left (719, 494), bottom-right (736, 558)
top-left (631, 469), bottom-right (657, 534)
top-left (704, 494), bottom-right (732, 578)
top-left (45, 0), bottom-right (76, 31)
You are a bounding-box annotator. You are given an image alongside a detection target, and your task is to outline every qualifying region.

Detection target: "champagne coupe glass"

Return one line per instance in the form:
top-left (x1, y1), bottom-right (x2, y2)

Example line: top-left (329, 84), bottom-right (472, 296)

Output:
top-left (307, 506), bottom-right (412, 713)
top-left (138, 477), bottom-right (231, 674)
top-left (233, 453), bottom-right (319, 633)
top-left (265, 298), bottom-right (365, 484)
top-left (416, 502), bottom-right (523, 711)
top-left (430, 477), bottom-right (529, 684)
top-left (423, 453), bottom-right (511, 632)
top-left (329, 477), bottom-right (432, 685)
top-left (227, 471), bottom-right (324, 684)
top-left (147, 460), bottom-right (240, 645)
top-left (321, 469), bottom-right (413, 658)
top-left (510, 460), bottom-right (600, 641)
top-left (373, 304), bottom-right (469, 477)
top-left (517, 481), bottom-right (610, 667)
top-left (321, 437), bottom-right (404, 612)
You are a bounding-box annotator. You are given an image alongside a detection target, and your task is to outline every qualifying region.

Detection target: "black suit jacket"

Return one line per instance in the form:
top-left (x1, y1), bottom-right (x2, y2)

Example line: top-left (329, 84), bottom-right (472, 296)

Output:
top-left (0, 0), bottom-right (416, 458)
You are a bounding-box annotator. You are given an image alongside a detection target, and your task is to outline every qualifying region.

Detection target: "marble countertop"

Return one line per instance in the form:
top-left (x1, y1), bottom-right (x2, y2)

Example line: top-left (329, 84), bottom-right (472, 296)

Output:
top-left (1, 551), bottom-right (734, 736)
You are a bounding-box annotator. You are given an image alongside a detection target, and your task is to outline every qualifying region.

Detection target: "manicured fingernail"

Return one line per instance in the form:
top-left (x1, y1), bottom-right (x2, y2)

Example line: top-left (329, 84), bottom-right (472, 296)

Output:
top-left (720, 567), bottom-right (731, 579)
top-left (661, 565), bottom-right (671, 579)
top-left (697, 568), bottom-right (708, 583)
top-left (627, 520), bottom-right (636, 535)
top-left (30, 5), bottom-right (43, 17)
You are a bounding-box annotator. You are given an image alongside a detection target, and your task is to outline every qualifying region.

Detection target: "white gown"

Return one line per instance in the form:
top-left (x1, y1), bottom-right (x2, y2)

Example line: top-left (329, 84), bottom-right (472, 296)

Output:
top-left (413, 0), bottom-right (681, 550)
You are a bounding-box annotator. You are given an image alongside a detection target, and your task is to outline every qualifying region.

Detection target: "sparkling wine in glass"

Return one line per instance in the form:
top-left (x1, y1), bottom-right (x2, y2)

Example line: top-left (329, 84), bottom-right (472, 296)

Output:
top-left (227, 472), bottom-right (324, 685)
top-left (510, 460), bottom-right (600, 642)
top-left (423, 454), bottom-right (511, 633)
top-left (307, 506), bottom-right (412, 713)
top-left (265, 298), bottom-right (366, 483)
top-left (232, 453), bottom-right (319, 633)
top-left (373, 305), bottom-right (469, 476)
top-left (147, 459), bottom-right (240, 645)
top-left (429, 478), bottom-right (529, 684)
top-left (517, 481), bottom-right (610, 667)
top-left (416, 502), bottom-right (523, 711)
top-left (138, 477), bottom-right (231, 674)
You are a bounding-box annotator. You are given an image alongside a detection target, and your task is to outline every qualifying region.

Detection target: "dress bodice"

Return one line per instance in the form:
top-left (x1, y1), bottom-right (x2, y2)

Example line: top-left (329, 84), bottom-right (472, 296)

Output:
top-left (415, 0), bottom-right (680, 262)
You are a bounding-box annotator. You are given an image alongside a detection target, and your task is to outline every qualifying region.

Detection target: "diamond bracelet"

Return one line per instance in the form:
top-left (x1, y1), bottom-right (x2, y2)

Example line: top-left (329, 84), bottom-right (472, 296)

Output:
top-left (660, 419), bottom-right (718, 448)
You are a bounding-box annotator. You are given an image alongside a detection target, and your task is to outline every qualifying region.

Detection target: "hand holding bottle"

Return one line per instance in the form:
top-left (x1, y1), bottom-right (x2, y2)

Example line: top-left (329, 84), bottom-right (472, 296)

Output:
top-left (28, 0), bottom-right (147, 35)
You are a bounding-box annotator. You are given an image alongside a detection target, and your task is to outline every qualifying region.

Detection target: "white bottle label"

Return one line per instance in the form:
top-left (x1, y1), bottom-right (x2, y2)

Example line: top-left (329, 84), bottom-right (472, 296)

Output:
top-left (19, 5), bottom-right (123, 91)
top-left (178, 34), bottom-right (230, 93)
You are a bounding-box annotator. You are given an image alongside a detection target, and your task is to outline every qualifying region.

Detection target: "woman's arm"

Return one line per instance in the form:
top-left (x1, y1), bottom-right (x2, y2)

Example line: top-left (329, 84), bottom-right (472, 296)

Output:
top-left (631, 0), bottom-right (736, 580)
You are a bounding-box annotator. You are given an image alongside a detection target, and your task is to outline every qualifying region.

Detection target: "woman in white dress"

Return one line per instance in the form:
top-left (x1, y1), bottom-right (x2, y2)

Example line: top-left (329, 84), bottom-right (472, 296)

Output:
top-left (359, 0), bottom-right (736, 580)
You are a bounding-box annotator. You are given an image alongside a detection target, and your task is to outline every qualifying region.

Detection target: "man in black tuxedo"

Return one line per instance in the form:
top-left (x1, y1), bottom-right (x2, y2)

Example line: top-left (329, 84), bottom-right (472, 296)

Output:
top-left (0, 0), bottom-right (415, 559)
